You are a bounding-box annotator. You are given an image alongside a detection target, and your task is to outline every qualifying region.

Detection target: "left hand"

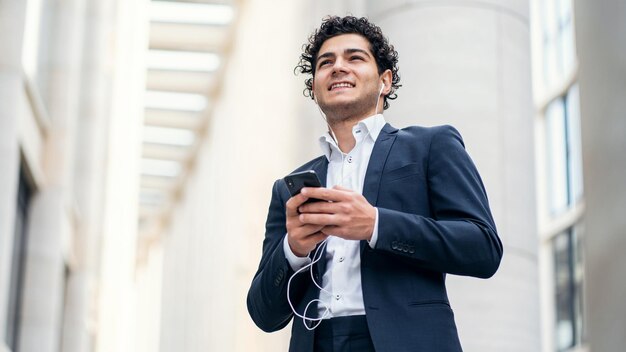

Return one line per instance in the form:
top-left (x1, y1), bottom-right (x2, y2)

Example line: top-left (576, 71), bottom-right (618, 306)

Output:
top-left (298, 185), bottom-right (376, 241)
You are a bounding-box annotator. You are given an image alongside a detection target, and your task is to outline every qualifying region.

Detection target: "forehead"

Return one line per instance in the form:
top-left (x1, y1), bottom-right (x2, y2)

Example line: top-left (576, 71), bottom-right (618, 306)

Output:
top-left (318, 33), bottom-right (373, 56)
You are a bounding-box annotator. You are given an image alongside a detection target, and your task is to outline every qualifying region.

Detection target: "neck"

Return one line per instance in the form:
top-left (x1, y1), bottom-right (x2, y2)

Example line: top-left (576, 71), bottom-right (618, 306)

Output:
top-left (327, 111), bottom-right (378, 153)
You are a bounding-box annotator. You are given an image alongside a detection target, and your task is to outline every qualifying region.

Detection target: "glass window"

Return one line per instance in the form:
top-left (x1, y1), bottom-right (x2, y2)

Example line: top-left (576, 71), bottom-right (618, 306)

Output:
top-left (545, 85), bottom-right (584, 216)
top-left (553, 225), bottom-right (585, 351)
top-left (556, 0), bottom-right (576, 74)
top-left (546, 98), bottom-right (568, 214)
top-left (541, 0), bottom-right (576, 88)
top-left (541, 0), bottom-right (558, 87)
top-left (565, 85), bottom-right (583, 204)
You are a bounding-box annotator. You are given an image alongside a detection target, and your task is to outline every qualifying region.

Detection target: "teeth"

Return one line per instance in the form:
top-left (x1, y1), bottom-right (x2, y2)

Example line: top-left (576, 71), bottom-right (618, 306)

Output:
top-left (331, 82), bottom-right (353, 90)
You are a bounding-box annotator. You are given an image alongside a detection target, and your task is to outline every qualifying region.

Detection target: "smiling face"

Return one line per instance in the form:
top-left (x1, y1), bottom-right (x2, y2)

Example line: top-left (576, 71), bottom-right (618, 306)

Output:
top-left (312, 34), bottom-right (391, 123)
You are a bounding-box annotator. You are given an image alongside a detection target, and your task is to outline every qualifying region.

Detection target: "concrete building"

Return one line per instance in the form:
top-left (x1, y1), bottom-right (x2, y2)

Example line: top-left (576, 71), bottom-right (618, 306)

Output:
top-left (0, 0), bottom-right (624, 351)
top-left (0, 0), bottom-right (147, 351)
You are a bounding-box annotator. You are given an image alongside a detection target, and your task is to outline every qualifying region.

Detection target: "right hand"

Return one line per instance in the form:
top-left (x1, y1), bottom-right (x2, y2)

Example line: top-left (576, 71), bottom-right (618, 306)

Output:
top-left (286, 192), bottom-right (328, 257)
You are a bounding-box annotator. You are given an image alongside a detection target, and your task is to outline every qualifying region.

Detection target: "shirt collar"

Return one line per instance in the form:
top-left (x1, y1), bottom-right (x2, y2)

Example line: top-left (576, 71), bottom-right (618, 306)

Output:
top-left (318, 114), bottom-right (387, 161)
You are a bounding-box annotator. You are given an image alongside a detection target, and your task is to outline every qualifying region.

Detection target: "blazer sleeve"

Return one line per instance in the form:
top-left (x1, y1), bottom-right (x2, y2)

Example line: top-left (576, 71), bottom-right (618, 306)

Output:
top-left (246, 180), bottom-right (310, 332)
top-left (375, 125), bottom-right (503, 278)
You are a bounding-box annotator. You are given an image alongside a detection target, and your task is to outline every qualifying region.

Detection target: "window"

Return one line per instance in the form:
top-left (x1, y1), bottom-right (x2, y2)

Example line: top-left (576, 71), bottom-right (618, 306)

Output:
top-left (541, 0), bottom-right (577, 88)
top-left (5, 170), bottom-right (33, 350)
top-left (533, 0), bottom-right (585, 351)
top-left (553, 224), bottom-right (585, 351)
top-left (545, 84), bottom-right (583, 215)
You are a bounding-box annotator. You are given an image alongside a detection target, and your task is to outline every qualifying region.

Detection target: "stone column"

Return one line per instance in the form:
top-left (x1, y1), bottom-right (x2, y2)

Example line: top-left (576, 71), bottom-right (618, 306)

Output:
top-left (94, 0), bottom-right (146, 350)
top-left (18, 0), bottom-right (86, 350)
top-left (573, 0), bottom-right (626, 350)
top-left (366, 1), bottom-right (539, 351)
top-left (60, 0), bottom-right (114, 349)
top-left (0, 1), bottom-right (28, 350)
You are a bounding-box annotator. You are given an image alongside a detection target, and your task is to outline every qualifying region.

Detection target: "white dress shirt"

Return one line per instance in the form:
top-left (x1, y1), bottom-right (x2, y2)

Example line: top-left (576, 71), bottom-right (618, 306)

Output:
top-left (283, 114), bottom-right (386, 319)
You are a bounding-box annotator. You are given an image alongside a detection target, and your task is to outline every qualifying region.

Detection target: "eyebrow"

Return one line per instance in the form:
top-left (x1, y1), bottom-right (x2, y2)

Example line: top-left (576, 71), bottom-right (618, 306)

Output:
top-left (316, 48), bottom-right (372, 65)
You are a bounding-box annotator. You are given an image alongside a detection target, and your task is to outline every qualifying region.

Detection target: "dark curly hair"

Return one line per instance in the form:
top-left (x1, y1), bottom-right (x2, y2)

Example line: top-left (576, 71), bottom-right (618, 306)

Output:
top-left (295, 16), bottom-right (401, 110)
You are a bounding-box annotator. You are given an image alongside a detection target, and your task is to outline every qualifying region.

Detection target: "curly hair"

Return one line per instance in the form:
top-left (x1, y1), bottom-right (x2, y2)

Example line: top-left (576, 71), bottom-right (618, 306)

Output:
top-left (295, 16), bottom-right (401, 110)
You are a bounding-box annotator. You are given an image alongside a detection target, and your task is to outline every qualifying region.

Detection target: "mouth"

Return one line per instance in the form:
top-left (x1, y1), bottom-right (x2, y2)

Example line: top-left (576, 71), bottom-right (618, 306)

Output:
top-left (328, 82), bottom-right (355, 91)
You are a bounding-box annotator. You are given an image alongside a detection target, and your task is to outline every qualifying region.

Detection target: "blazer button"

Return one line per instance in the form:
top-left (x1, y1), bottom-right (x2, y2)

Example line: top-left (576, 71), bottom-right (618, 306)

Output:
top-left (409, 246), bottom-right (415, 254)
top-left (391, 241), bottom-right (398, 250)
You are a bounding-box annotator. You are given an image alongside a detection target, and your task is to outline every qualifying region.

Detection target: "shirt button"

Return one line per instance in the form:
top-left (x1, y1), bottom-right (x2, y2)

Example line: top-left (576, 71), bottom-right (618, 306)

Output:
top-left (347, 155), bottom-right (353, 163)
top-left (338, 256), bottom-right (345, 262)
top-left (335, 294), bottom-right (341, 300)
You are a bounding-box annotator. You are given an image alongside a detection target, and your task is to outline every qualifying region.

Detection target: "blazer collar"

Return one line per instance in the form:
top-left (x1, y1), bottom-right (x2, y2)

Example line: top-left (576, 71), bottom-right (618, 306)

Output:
top-left (310, 156), bottom-right (329, 187)
top-left (360, 123), bottom-right (398, 253)
top-left (362, 123), bottom-right (398, 206)
top-left (310, 123), bottom-right (397, 196)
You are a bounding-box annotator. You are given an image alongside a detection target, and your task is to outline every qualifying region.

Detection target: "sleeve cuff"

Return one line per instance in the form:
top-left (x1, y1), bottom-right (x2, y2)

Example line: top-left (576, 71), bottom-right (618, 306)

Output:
top-left (283, 234), bottom-right (312, 271)
top-left (368, 207), bottom-right (380, 248)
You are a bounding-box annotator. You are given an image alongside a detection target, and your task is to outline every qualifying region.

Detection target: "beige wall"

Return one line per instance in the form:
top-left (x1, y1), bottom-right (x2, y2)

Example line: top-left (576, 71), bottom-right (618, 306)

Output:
top-left (157, 0), bottom-right (311, 350)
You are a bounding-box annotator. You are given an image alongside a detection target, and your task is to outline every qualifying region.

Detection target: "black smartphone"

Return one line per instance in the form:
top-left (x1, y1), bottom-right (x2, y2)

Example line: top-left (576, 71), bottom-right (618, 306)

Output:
top-left (283, 170), bottom-right (323, 203)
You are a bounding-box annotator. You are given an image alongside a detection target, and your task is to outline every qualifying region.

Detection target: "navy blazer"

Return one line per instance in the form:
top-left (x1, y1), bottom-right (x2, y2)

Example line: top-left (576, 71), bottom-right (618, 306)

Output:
top-left (247, 124), bottom-right (503, 352)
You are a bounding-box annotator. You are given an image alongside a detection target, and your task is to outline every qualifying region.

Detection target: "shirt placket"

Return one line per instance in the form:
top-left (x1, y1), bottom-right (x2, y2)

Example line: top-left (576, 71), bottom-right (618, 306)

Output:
top-left (330, 240), bottom-right (348, 311)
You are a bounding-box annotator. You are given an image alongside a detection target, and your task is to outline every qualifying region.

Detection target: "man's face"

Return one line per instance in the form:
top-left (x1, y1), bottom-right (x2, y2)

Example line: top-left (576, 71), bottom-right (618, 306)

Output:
top-left (312, 34), bottom-right (385, 122)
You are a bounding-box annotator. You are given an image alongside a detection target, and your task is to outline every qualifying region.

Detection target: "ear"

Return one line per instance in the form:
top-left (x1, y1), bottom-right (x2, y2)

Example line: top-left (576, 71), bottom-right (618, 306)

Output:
top-left (380, 69), bottom-right (392, 95)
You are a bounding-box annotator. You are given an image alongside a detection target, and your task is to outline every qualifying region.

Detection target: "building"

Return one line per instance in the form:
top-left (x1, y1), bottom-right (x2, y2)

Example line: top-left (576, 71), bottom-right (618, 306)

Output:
top-left (0, 0), bottom-right (624, 351)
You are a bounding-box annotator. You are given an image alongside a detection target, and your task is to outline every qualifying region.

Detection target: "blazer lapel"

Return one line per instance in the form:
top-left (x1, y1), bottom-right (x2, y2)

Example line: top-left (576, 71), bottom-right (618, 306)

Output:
top-left (311, 156), bottom-right (329, 187)
top-left (361, 123), bottom-right (398, 252)
top-left (362, 123), bottom-right (398, 205)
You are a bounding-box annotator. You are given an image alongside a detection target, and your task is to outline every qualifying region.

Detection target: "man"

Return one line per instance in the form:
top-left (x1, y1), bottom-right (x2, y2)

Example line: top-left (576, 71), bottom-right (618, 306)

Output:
top-left (247, 16), bottom-right (502, 352)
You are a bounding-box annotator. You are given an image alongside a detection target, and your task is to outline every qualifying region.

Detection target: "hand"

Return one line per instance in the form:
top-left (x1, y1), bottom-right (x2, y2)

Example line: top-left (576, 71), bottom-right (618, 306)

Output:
top-left (298, 185), bottom-right (376, 241)
top-left (285, 192), bottom-right (328, 257)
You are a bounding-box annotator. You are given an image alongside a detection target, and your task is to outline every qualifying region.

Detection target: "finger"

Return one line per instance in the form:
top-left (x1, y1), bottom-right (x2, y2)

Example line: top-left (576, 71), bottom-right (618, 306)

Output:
top-left (301, 187), bottom-right (349, 202)
top-left (298, 201), bottom-right (341, 214)
top-left (299, 213), bottom-right (340, 226)
top-left (286, 193), bottom-right (309, 216)
top-left (332, 185), bottom-right (352, 192)
top-left (292, 224), bottom-right (325, 238)
top-left (303, 231), bottom-right (330, 246)
top-left (320, 225), bottom-right (344, 236)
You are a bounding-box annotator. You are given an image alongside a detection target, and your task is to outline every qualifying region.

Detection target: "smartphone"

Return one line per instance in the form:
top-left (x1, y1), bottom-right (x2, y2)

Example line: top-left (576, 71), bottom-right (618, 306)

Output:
top-left (283, 170), bottom-right (323, 203)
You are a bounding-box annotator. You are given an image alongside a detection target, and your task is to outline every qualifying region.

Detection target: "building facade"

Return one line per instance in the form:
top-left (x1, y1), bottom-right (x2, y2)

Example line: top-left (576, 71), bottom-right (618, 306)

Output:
top-left (1, 0), bottom-right (624, 352)
top-left (0, 0), bottom-right (146, 351)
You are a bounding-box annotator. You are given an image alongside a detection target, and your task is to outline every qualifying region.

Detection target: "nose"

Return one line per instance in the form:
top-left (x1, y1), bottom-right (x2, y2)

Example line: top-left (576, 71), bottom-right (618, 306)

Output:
top-left (331, 57), bottom-right (349, 74)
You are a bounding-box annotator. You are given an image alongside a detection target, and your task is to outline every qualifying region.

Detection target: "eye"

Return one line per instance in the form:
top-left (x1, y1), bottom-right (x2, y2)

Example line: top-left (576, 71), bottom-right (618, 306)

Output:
top-left (318, 60), bottom-right (332, 68)
top-left (350, 55), bottom-right (364, 61)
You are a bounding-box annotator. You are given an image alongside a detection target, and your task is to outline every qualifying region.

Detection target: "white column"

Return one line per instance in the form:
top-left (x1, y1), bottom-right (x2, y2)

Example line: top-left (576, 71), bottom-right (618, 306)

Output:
top-left (574, 0), bottom-right (626, 350)
top-left (94, 0), bottom-right (146, 350)
top-left (18, 0), bottom-right (86, 350)
top-left (366, 1), bottom-right (539, 350)
top-left (0, 0), bottom-right (28, 350)
top-left (60, 0), bottom-right (115, 351)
